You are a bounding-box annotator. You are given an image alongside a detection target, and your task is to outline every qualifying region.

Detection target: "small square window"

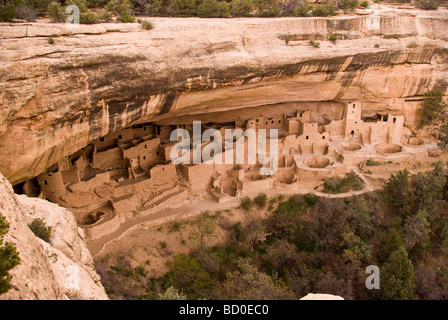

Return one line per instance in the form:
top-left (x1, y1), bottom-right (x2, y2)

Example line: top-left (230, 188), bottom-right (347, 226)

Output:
top-left (306, 136), bottom-right (309, 140)
top-left (118, 135), bottom-right (123, 140)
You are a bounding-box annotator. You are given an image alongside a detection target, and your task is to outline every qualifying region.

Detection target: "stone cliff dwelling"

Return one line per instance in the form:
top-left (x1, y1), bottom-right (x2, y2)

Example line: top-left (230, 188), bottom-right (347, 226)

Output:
top-left (17, 101), bottom-right (439, 240)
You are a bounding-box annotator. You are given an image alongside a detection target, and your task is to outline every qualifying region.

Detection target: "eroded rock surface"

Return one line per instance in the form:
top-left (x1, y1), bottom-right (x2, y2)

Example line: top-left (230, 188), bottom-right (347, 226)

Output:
top-left (0, 173), bottom-right (108, 300)
top-left (1, 9), bottom-right (448, 184)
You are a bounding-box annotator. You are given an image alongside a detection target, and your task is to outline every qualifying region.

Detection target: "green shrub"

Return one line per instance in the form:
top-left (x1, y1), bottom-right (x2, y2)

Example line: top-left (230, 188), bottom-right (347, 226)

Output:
top-left (366, 159), bottom-right (381, 166)
top-left (254, 193), bottom-right (267, 208)
top-left (0, 214), bottom-right (21, 295)
top-left (28, 218), bottom-right (52, 243)
top-left (418, 0), bottom-right (438, 10)
top-left (311, 2), bottom-right (336, 17)
top-left (341, 0), bottom-right (359, 10)
top-left (323, 171), bottom-right (364, 194)
top-left (16, 5), bottom-right (37, 22)
top-left (255, 0), bottom-right (279, 17)
top-left (230, 0), bottom-right (253, 17)
top-left (140, 19), bottom-right (153, 29)
top-left (309, 39), bottom-right (320, 48)
top-left (329, 33), bottom-right (338, 42)
top-left (172, 0), bottom-right (197, 16)
top-left (197, 0), bottom-right (230, 17)
top-left (66, 0), bottom-right (89, 12)
top-left (360, 0), bottom-right (369, 7)
top-left (48, 36), bottom-right (55, 44)
top-left (0, 4), bottom-right (18, 22)
top-left (106, 0), bottom-right (133, 15)
top-left (47, 2), bottom-right (65, 22)
top-left (418, 89), bottom-right (445, 127)
top-left (80, 11), bottom-right (99, 24)
top-left (159, 241), bottom-right (167, 249)
top-left (241, 196), bottom-right (253, 210)
top-left (87, 0), bottom-right (109, 7)
top-left (97, 10), bottom-right (112, 21)
top-left (146, 0), bottom-right (163, 16)
top-left (293, 0), bottom-right (311, 16)
top-left (118, 12), bottom-right (135, 22)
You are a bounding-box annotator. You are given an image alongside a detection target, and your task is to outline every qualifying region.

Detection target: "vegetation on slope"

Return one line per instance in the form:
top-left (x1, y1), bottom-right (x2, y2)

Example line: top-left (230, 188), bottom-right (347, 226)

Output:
top-left (0, 214), bottom-right (20, 295)
top-left (95, 162), bottom-right (448, 300)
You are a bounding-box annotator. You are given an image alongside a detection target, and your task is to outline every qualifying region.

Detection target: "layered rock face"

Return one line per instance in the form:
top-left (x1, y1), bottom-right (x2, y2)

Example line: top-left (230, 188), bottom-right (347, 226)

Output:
top-left (0, 173), bottom-right (108, 300)
top-left (1, 8), bottom-right (448, 184)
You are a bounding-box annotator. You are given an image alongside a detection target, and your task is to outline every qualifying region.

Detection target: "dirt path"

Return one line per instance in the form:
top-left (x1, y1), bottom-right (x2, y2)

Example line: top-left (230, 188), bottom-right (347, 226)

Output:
top-left (87, 172), bottom-right (376, 258)
top-left (87, 197), bottom-right (240, 257)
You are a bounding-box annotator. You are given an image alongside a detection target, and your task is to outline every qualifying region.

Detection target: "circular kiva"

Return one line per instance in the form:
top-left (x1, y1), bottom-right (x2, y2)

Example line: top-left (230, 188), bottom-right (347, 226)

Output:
top-left (306, 156), bottom-right (331, 168)
top-left (375, 143), bottom-right (402, 153)
top-left (339, 142), bottom-right (362, 152)
top-left (406, 137), bottom-right (424, 146)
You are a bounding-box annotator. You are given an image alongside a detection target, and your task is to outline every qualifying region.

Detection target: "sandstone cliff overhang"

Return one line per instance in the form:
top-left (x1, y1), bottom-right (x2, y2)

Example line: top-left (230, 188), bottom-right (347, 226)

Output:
top-left (1, 9), bottom-right (448, 184)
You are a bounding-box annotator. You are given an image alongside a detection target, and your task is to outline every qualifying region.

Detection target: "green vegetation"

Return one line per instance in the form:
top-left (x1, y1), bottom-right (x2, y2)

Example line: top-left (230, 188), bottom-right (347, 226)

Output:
top-left (0, 4), bottom-right (17, 21)
top-left (189, 212), bottom-right (216, 248)
top-left (254, 0), bottom-right (279, 17)
top-left (16, 5), bottom-right (37, 21)
top-left (341, 0), bottom-right (359, 11)
top-left (158, 286), bottom-right (187, 300)
top-left (66, 0), bottom-right (88, 12)
top-left (417, 0), bottom-right (439, 10)
top-left (6, 0), bottom-right (416, 21)
top-left (309, 39), bottom-right (320, 48)
top-left (47, 1), bottom-right (65, 22)
top-left (139, 19), bottom-right (153, 29)
top-left (48, 36), bottom-right (55, 44)
top-left (329, 33), bottom-right (338, 42)
top-left (95, 163), bottom-right (448, 300)
top-left (293, 0), bottom-right (311, 17)
top-left (79, 11), bottom-right (99, 23)
top-left (311, 2), bottom-right (336, 17)
top-left (438, 123), bottom-right (448, 147)
top-left (322, 171), bottom-right (364, 194)
top-left (145, 0), bottom-right (163, 16)
top-left (166, 254), bottom-right (211, 298)
top-left (230, 0), bottom-right (253, 16)
top-left (28, 218), bottom-right (52, 243)
top-left (254, 193), bottom-right (267, 208)
top-left (172, 0), bottom-right (197, 16)
top-left (0, 214), bottom-right (20, 295)
top-left (197, 0), bottom-right (230, 17)
top-left (418, 89), bottom-right (446, 128)
top-left (241, 196), bottom-right (253, 210)
top-left (366, 159), bottom-right (381, 166)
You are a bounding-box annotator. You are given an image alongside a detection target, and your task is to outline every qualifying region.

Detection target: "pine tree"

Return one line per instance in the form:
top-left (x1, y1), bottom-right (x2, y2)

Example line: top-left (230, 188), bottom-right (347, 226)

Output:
top-left (380, 246), bottom-right (416, 300)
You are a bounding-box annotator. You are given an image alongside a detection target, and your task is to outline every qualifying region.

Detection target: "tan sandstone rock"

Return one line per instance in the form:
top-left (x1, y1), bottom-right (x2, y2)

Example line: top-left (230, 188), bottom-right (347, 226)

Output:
top-left (0, 173), bottom-right (108, 300)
